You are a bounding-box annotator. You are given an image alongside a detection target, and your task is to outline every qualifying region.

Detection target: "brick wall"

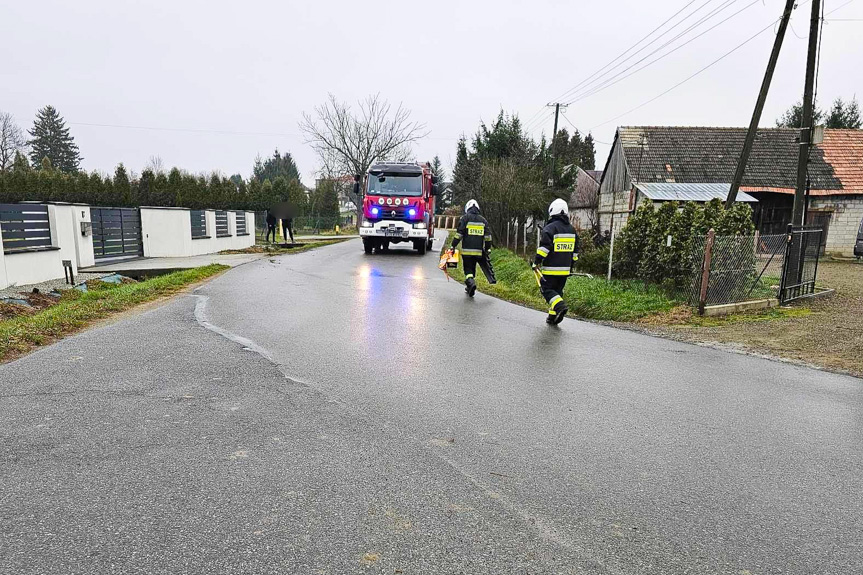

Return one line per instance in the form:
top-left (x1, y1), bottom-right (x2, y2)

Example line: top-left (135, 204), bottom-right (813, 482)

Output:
top-left (809, 195), bottom-right (863, 256)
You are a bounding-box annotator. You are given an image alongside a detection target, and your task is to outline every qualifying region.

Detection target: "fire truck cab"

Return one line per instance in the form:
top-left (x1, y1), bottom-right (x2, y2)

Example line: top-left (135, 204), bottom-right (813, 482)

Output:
top-left (359, 162), bottom-right (438, 255)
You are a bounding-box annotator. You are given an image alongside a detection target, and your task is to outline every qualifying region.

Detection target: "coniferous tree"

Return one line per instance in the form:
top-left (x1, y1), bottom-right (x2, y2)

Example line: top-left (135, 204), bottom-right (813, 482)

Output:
top-left (28, 105), bottom-right (82, 172)
top-left (113, 163), bottom-right (133, 206)
top-left (825, 97), bottom-right (861, 129)
top-left (252, 149), bottom-right (302, 185)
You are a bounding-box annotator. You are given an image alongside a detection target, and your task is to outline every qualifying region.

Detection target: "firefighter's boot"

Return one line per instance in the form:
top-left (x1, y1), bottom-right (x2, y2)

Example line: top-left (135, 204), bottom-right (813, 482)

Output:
top-left (553, 300), bottom-right (568, 324)
top-left (465, 276), bottom-right (477, 297)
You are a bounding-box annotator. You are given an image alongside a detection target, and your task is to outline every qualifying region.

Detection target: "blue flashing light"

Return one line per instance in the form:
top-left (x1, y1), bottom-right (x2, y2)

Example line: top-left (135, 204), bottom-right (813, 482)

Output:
top-left (408, 208), bottom-right (417, 217)
top-left (371, 207), bottom-right (380, 216)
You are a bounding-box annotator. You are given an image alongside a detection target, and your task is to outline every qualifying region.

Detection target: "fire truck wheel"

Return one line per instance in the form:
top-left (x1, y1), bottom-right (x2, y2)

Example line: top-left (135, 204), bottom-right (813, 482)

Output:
top-left (363, 239), bottom-right (373, 254)
top-left (426, 238), bottom-right (434, 252)
top-left (415, 240), bottom-right (427, 255)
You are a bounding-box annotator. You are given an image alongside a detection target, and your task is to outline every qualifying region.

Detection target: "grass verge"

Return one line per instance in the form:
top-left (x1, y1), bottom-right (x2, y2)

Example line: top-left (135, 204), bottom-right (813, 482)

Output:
top-left (221, 239), bottom-right (349, 255)
top-left (0, 264), bottom-right (228, 364)
top-left (441, 234), bottom-right (675, 321)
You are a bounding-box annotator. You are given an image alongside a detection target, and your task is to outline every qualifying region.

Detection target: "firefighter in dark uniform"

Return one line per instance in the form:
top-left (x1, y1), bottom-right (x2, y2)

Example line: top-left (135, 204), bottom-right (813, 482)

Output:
top-left (449, 199), bottom-right (494, 297)
top-left (533, 198), bottom-right (578, 324)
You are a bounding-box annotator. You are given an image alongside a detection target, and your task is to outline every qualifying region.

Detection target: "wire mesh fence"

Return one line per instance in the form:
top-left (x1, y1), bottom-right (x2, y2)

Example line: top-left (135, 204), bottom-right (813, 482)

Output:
top-left (686, 233), bottom-right (786, 306)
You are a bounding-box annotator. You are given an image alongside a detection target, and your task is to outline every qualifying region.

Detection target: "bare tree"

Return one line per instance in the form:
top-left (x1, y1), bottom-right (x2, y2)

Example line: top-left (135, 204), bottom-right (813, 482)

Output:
top-left (0, 111), bottom-right (27, 171)
top-left (145, 155), bottom-right (166, 175)
top-left (300, 94), bottom-right (427, 221)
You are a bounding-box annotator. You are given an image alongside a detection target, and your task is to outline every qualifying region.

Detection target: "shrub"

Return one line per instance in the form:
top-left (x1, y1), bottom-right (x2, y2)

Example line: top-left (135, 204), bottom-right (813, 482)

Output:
top-left (615, 201), bottom-right (655, 278)
top-left (575, 245), bottom-right (610, 276)
top-left (615, 199), bottom-right (757, 291)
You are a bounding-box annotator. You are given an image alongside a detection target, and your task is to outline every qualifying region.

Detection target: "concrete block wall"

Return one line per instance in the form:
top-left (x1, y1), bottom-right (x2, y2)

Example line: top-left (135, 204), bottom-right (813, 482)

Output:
top-left (0, 226), bottom-right (7, 289)
top-left (141, 208), bottom-right (195, 257)
top-left (598, 188), bottom-right (633, 235)
top-left (47, 204), bottom-right (86, 275)
top-left (70, 205), bottom-right (95, 269)
top-left (2, 248), bottom-right (62, 288)
top-left (2, 205), bottom-right (255, 289)
top-left (810, 195), bottom-right (863, 256)
top-left (1, 203), bottom-right (72, 289)
top-left (142, 208), bottom-right (254, 258)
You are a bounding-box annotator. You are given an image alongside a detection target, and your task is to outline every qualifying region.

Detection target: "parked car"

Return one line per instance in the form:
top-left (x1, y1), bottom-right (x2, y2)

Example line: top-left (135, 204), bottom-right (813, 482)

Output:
top-left (856, 217), bottom-right (863, 259)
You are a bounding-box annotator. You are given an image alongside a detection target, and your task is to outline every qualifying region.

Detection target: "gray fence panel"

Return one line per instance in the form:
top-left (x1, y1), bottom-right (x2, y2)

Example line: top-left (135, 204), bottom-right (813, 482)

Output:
top-left (0, 203), bottom-right (52, 252)
top-left (190, 210), bottom-right (207, 239)
top-left (215, 211), bottom-right (230, 237)
top-left (92, 207), bottom-right (143, 259)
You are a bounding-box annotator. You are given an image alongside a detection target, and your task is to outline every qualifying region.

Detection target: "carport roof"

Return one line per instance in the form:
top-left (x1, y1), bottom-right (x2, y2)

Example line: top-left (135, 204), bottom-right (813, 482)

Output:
top-left (635, 182), bottom-right (758, 203)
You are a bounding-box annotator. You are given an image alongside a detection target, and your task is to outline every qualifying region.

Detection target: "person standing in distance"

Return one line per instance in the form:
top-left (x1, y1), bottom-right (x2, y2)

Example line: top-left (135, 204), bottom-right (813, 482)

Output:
top-left (265, 210), bottom-right (277, 243)
top-left (533, 198), bottom-right (578, 324)
top-left (449, 199), bottom-right (493, 297)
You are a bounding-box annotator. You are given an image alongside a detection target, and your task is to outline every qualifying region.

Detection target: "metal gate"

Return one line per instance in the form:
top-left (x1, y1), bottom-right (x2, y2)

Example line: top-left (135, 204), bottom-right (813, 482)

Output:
top-left (92, 207), bottom-right (143, 260)
top-left (779, 225), bottom-right (823, 304)
top-left (804, 211), bottom-right (831, 255)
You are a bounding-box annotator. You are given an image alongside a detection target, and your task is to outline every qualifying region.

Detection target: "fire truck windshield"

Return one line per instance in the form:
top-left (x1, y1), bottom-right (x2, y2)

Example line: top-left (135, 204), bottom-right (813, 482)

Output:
top-left (367, 174), bottom-right (423, 197)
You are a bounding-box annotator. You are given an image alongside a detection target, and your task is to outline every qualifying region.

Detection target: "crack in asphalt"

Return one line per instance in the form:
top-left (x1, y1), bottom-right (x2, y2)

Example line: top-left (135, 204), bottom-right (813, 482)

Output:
top-left (188, 291), bottom-right (606, 572)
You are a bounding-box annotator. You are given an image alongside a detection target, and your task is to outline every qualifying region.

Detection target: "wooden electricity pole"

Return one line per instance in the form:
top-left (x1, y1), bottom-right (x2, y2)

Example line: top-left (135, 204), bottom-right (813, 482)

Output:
top-left (726, 0), bottom-right (796, 207)
top-left (792, 0), bottom-right (822, 227)
top-left (547, 103), bottom-right (566, 187)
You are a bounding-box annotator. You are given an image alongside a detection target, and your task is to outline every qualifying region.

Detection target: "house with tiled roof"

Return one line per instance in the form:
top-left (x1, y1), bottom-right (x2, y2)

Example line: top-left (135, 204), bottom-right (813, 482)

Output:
top-left (598, 126), bottom-right (863, 256)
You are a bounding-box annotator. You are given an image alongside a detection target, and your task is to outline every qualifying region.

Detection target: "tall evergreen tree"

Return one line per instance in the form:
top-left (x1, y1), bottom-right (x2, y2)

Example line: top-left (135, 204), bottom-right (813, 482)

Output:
top-left (776, 100), bottom-right (824, 128)
top-left (825, 97), bottom-right (861, 129)
top-left (252, 149), bottom-right (302, 185)
top-left (28, 105), bottom-right (82, 172)
top-left (452, 137), bottom-right (480, 208)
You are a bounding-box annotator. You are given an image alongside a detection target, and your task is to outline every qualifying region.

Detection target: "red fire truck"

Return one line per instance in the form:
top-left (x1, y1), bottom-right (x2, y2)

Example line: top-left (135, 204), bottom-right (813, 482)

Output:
top-left (359, 162), bottom-right (438, 254)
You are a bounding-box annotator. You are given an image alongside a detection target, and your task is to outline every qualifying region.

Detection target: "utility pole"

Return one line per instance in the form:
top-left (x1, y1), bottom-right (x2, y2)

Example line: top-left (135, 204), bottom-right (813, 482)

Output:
top-left (547, 103), bottom-right (566, 187)
top-left (726, 0), bottom-right (796, 208)
top-left (792, 0), bottom-right (822, 227)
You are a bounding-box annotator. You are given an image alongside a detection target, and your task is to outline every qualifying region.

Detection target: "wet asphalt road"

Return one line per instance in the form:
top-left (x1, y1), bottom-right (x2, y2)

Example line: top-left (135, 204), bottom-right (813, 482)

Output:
top-left (1, 231), bottom-right (862, 574)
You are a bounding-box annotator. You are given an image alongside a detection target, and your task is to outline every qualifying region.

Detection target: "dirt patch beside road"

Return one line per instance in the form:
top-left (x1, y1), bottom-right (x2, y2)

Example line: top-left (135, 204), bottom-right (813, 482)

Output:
top-left (635, 261), bottom-right (863, 378)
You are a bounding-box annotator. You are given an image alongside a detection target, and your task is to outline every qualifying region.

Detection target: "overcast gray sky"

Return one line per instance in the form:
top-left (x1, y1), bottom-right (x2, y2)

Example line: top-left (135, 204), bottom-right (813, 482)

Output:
top-left (2, 0), bottom-right (861, 183)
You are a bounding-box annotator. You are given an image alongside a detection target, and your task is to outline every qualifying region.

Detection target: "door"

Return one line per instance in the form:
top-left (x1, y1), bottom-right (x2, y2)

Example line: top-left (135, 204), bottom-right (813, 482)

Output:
top-left (805, 211), bottom-right (831, 255)
top-left (92, 207), bottom-right (143, 259)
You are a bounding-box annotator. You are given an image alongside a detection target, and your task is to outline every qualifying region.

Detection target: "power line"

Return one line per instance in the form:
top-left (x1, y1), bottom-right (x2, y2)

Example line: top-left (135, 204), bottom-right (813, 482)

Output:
top-left (524, 0), bottom-right (709, 135)
top-left (588, 9), bottom-right (796, 131)
top-left (70, 121), bottom-right (303, 138)
top-left (560, 111), bottom-right (612, 145)
top-left (567, 0), bottom-right (762, 106)
top-left (549, 0), bottom-right (706, 105)
top-left (563, 0), bottom-right (749, 105)
top-left (525, 0), bottom-right (753, 137)
top-left (69, 120), bottom-right (460, 143)
top-left (524, 108), bottom-right (556, 135)
top-left (538, 0), bottom-right (855, 136)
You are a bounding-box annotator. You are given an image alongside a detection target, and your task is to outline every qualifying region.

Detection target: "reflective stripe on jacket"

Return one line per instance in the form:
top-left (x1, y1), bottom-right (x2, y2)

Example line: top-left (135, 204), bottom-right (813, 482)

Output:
top-left (535, 215), bottom-right (577, 274)
top-left (453, 208), bottom-right (491, 256)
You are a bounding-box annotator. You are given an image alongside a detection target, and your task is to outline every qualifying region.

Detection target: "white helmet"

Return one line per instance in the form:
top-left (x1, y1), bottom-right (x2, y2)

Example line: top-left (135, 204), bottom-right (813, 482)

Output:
top-left (548, 198), bottom-right (568, 217)
top-left (465, 199), bottom-right (480, 213)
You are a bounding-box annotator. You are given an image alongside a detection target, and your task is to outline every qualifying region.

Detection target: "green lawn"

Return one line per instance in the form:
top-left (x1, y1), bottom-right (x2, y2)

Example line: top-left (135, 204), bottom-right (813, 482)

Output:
top-left (442, 236), bottom-right (676, 321)
top-left (0, 265), bottom-right (228, 363)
